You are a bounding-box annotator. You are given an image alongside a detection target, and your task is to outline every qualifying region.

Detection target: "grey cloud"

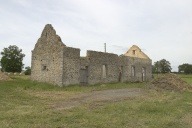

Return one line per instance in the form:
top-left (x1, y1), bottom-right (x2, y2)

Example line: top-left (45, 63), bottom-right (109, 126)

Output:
top-left (0, 0), bottom-right (192, 71)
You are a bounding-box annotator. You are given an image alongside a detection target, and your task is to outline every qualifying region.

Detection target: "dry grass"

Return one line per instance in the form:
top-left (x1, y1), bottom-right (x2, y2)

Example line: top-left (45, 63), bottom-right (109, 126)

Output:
top-left (0, 75), bottom-right (192, 127)
top-left (181, 114), bottom-right (192, 127)
top-left (26, 90), bottom-right (78, 101)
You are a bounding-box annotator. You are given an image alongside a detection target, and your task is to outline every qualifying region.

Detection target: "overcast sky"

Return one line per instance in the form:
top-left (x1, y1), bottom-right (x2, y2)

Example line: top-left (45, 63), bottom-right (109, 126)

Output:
top-left (1, 0), bottom-right (192, 71)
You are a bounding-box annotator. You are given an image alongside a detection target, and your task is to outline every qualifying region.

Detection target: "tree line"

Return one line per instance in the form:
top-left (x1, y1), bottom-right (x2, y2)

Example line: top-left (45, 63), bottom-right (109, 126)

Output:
top-left (0, 45), bottom-right (191, 75)
top-left (178, 63), bottom-right (192, 74)
top-left (152, 59), bottom-right (192, 74)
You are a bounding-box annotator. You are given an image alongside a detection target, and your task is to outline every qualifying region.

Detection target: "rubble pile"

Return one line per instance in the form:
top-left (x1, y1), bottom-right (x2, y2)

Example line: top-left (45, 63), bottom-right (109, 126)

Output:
top-left (0, 72), bottom-right (11, 81)
top-left (151, 73), bottom-right (191, 91)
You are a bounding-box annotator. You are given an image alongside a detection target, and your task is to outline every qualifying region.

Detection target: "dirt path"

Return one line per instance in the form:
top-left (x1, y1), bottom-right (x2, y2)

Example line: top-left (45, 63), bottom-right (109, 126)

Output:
top-left (54, 88), bottom-right (144, 110)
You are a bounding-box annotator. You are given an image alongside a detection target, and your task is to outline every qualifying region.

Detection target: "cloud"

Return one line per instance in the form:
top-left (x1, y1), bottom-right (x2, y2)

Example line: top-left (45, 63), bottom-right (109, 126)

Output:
top-left (0, 0), bottom-right (192, 71)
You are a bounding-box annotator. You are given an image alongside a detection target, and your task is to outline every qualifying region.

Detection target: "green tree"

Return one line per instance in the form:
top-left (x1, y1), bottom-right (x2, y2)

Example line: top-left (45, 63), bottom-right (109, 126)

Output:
top-left (0, 45), bottom-right (25, 72)
top-left (24, 66), bottom-right (31, 75)
top-left (178, 63), bottom-right (192, 74)
top-left (153, 59), bottom-right (172, 73)
top-left (152, 61), bottom-right (160, 73)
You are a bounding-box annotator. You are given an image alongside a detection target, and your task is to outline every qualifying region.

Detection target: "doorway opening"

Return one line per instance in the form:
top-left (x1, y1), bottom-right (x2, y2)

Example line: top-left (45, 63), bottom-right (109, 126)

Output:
top-left (119, 66), bottom-right (123, 82)
top-left (80, 66), bottom-right (88, 85)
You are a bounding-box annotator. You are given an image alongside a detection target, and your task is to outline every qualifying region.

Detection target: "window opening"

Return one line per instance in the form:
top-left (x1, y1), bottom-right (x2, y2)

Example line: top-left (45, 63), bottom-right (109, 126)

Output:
top-left (102, 64), bottom-right (107, 79)
top-left (133, 50), bottom-right (136, 55)
top-left (142, 67), bottom-right (146, 81)
top-left (131, 66), bottom-right (135, 77)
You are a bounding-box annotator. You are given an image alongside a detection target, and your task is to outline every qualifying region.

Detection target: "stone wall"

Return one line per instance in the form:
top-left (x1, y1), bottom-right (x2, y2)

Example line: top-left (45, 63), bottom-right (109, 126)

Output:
top-left (118, 56), bottom-right (152, 82)
top-left (79, 51), bottom-right (152, 85)
top-left (86, 50), bottom-right (119, 85)
top-left (31, 24), bottom-right (65, 86)
top-left (62, 47), bottom-right (80, 86)
top-left (118, 56), bottom-right (130, 82)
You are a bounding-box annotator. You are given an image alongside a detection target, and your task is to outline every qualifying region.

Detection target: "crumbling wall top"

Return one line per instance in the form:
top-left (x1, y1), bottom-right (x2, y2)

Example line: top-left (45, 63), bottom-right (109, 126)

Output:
top-left (33, 24), bottom-right (66, 53)
top-left (86, 50), bottom-right (118, 58)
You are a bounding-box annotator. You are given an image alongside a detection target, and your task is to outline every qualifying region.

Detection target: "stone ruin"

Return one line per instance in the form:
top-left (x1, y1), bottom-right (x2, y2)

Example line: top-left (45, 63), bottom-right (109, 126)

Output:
top-left (31, 24), bottom-right (152, 87)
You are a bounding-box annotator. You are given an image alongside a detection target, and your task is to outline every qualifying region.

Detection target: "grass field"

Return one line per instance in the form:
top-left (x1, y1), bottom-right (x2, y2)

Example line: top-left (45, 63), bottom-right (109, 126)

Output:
top-left (0, 75), bottom-right (192, 128)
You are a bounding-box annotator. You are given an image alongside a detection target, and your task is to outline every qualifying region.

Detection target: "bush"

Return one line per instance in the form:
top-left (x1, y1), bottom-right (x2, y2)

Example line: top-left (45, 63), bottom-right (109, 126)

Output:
top-left (24, 66), bottom-right (31, 75)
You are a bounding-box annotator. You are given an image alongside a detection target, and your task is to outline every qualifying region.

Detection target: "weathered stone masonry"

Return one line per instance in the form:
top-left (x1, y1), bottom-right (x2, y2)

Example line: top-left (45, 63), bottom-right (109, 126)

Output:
top-left (31, 24), bottom-right (152, 87)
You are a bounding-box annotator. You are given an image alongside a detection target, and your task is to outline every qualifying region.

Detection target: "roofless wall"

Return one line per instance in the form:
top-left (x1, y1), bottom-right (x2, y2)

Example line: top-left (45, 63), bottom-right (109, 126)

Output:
top-left (31, 24), bottom-right (152, 86)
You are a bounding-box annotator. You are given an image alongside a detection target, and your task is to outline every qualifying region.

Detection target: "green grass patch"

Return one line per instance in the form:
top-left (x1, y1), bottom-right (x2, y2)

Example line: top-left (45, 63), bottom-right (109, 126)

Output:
top-left (0, 75), bottom-right (192, 127)
top-left (179, 74), bottom-right (192, 84)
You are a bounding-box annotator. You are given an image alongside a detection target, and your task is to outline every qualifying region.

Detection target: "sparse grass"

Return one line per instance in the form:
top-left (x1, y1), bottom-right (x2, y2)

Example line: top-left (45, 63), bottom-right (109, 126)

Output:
top-left (0, 75), bottom-right (192, 127)
top-left (179, 74), bottom-right (192, 84)
top-left (63, 82), bottom-right (147, 92)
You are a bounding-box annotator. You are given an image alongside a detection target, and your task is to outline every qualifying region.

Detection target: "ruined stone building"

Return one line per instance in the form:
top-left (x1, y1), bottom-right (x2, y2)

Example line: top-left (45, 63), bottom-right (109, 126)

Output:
top-left (31, 24), bottom-right (152, 87)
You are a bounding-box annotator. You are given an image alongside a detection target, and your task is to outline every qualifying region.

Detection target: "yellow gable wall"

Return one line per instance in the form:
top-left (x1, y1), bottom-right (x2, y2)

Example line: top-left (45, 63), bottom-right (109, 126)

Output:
top-left (124, 45), bottom-right (151, 60)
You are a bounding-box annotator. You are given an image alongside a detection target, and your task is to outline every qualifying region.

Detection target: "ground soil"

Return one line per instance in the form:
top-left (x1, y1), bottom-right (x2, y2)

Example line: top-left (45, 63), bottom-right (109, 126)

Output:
top-left (54, 88), bottom-right (144, 110)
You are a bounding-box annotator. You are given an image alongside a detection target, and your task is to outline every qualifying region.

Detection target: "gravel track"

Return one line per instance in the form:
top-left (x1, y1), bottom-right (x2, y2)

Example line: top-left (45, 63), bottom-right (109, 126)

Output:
top-left (54, 88), bottom-right (144, 110)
